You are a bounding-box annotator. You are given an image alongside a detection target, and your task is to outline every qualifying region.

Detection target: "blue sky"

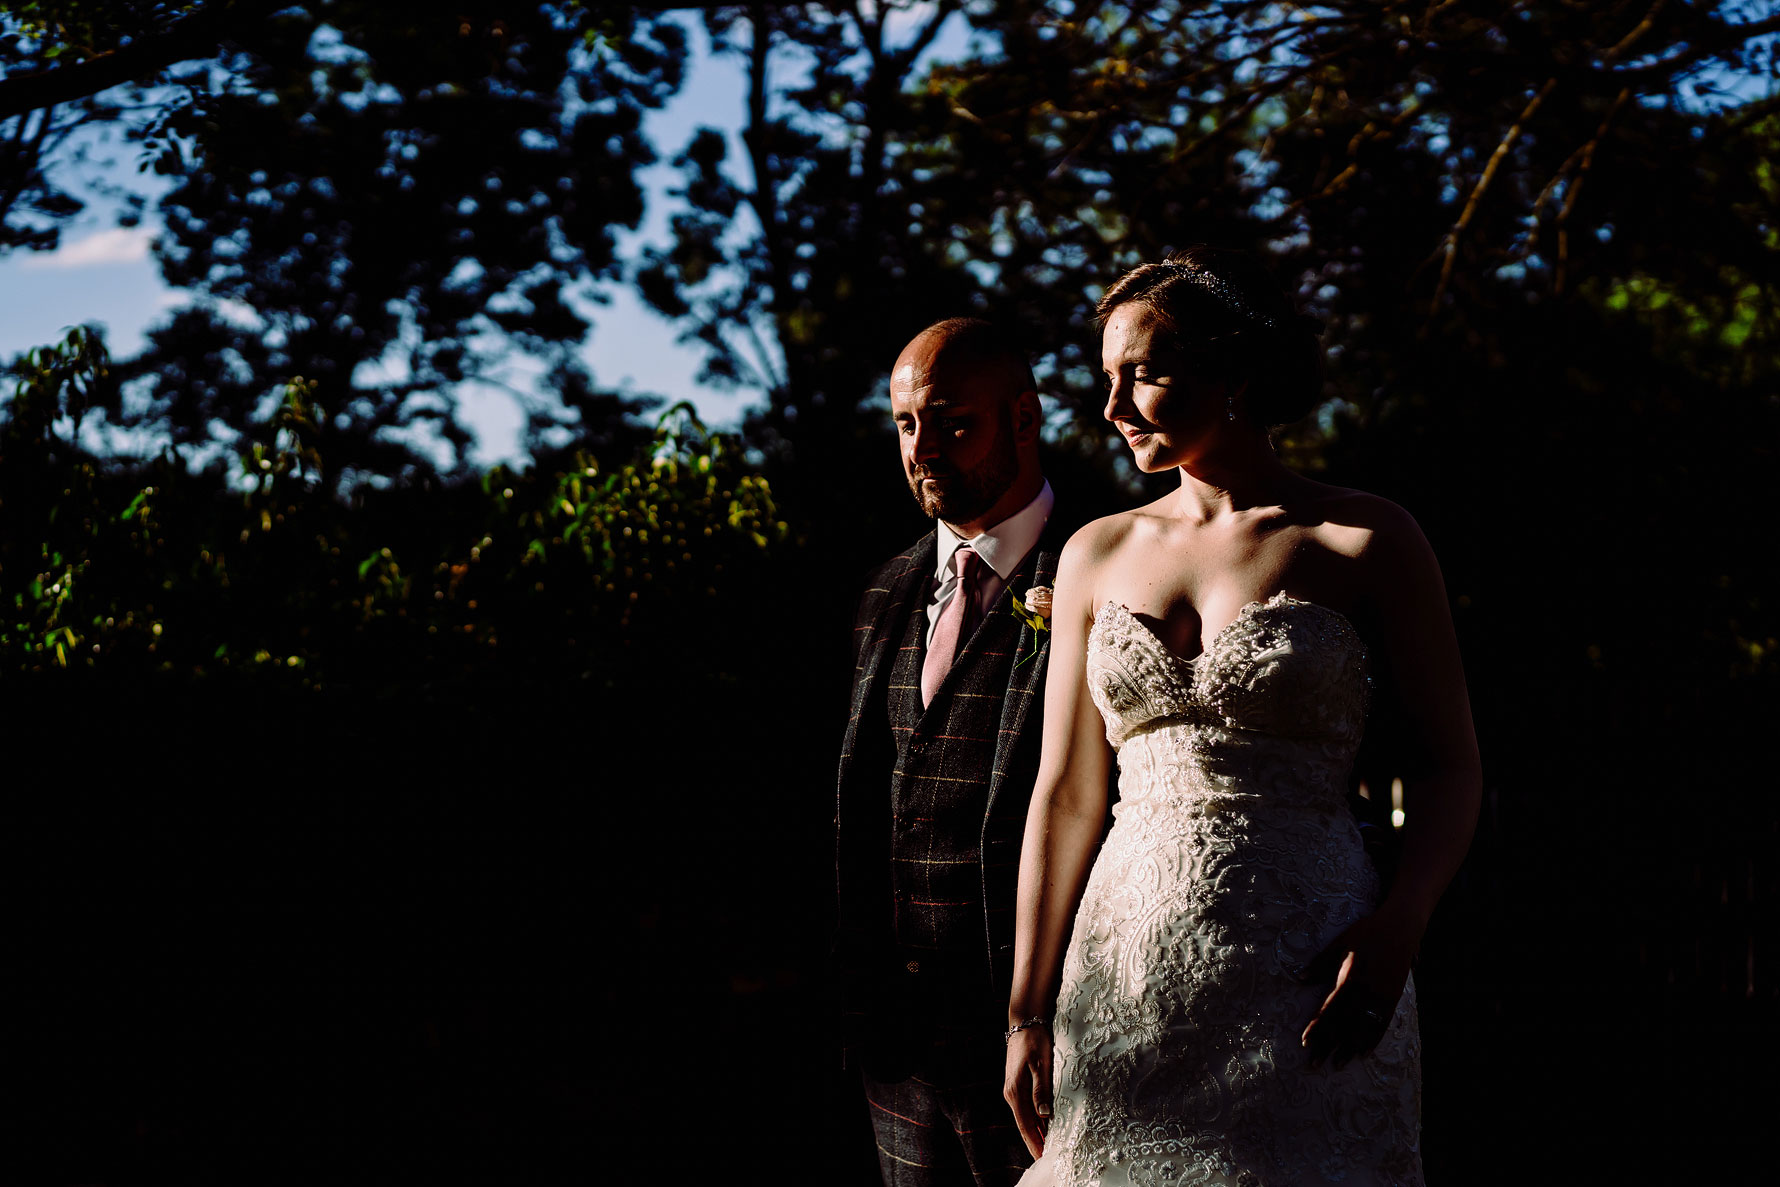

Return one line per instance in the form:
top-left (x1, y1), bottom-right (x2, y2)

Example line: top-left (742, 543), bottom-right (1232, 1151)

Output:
top-left (0, 8), bottom-right (973, 468)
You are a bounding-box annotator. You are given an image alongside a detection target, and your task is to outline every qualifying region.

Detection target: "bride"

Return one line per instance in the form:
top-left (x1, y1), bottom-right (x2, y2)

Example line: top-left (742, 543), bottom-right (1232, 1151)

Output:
top-left (1002, 246), bottom-right (1481, 1186)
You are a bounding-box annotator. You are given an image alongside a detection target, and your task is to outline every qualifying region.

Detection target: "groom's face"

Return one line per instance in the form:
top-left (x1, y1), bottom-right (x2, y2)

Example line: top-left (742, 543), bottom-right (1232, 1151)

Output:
top-left (890, 339), bottom-right (1021, 525)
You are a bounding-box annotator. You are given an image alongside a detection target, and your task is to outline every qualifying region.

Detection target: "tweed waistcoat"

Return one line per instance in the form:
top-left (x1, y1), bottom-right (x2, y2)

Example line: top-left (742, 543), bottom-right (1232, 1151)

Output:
top-left (882, 585), bottom-right (1023, 955)
top-left (836, 519), bottom-right (1063, 999)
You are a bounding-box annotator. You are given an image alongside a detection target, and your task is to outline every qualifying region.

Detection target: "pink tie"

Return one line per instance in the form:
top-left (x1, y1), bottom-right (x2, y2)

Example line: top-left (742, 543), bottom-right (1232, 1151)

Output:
top-left (922, 545), bottom-right (980, 707)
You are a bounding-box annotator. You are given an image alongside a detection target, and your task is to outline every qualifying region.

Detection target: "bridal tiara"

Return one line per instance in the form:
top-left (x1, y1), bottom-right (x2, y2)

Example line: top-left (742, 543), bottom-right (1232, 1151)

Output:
top-left (1157, 260), bottom-right (1324, 336)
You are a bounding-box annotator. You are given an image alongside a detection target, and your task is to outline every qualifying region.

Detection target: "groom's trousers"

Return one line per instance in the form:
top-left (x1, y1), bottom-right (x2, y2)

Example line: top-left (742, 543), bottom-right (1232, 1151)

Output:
top-left (862, 1056), bottom-right (1031, 1187)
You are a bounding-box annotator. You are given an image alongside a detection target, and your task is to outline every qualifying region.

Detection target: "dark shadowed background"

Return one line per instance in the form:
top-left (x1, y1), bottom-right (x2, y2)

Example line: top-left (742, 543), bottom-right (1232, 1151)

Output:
top-left (4, 3), bottom-right (1776, 1183)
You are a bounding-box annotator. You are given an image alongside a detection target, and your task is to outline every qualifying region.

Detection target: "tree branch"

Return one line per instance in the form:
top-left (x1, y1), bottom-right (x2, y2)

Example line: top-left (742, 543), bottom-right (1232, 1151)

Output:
top-left (1553, 85), bottom-right (1631, 295)
top-left (740, 315), bottom-right (786, 398)
top-left (0, 1), bottom-right (278, 123)
top-left (1601, 0), bottom-right (1668, 64)
top-left (739, 4), bottom-right (801, 409)
top-left (849, 1), bottom-right (885, 73)
top-left (889, 0), bottom-right (960, 71)
top-left (1427, 75), bottom-right (1559, 317)
top-left (1167, 27), bottom-right (1370, 169)
top-left (0, 106), bottom-right (54, 232)
top-left (1604, 10), bottom-right (1780, 79)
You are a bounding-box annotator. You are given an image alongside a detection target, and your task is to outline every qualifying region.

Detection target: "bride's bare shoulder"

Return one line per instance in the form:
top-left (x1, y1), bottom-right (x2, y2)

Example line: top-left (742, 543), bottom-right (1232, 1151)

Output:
top-left (1054, 503), bottom-right (1163, 608)
top-left (1063, 499), bottom-right (1166, 566)
top-left (1296, 483), bottom-right (1434, 564)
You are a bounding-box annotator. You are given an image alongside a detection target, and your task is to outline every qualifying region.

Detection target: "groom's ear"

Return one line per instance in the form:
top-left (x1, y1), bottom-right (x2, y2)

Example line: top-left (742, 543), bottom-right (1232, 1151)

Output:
top-left (1011, 389), bottom-right (1042, 444)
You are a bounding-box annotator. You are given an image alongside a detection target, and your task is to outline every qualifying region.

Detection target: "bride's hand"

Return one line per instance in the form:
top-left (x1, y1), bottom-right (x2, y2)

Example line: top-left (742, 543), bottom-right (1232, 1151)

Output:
top-left (1299, 908), bottom-right (1420, 1069)
top-left (1002, 1025), bottom-right (1053, 1158)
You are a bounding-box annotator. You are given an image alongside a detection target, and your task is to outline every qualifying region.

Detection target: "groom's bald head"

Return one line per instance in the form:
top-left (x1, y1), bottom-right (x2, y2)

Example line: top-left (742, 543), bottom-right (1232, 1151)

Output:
top-left (890, 318), bottom-right (1043, 534)
top-left (894, 318), bottom-right (1037, 405)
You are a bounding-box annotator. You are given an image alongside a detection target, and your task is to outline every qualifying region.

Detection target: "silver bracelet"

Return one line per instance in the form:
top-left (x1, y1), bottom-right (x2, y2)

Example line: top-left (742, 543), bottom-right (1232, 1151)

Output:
top-left (1004, 1015), bottom-right (1049, 1043)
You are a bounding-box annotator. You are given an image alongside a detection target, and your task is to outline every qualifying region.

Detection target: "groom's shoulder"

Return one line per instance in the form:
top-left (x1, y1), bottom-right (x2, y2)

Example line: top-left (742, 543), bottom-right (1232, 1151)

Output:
top-left (860, 532), bottom-right (933, 587)
top-left (849, 531), bottom-right (933, 622)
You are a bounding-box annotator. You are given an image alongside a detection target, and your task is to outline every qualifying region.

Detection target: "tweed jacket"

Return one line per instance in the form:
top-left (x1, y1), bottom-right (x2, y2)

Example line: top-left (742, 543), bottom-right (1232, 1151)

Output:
top-left (834, 514), bottom-right (1066, 1035)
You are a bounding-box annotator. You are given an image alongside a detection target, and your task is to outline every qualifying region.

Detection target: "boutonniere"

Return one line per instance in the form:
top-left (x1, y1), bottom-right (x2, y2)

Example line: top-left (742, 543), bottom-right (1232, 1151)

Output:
top-left (1010, 585), bottom-right (1052, 669)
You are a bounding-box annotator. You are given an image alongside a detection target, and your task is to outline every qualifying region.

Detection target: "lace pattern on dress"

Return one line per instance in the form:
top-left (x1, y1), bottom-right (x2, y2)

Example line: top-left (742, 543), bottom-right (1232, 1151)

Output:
top-left (1032, 594), bottom-right (1423, 1187)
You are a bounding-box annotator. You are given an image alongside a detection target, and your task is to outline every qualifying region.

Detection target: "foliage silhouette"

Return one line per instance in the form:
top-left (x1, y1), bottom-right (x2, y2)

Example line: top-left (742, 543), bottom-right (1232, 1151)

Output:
top-left (3, 2), bottom-right (689, 486)
top-left (2, 324), bottom-right (787, 689)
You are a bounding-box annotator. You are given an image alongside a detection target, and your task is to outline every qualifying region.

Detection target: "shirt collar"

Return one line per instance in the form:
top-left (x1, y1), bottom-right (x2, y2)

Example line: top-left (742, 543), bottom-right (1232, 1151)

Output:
top-left (934, 479), bottom-right (1054, 582)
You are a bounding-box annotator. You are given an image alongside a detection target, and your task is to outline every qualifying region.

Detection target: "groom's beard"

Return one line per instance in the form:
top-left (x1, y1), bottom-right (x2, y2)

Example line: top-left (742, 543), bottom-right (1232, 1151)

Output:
top-left (907, 406), bottom-right (1019, 524)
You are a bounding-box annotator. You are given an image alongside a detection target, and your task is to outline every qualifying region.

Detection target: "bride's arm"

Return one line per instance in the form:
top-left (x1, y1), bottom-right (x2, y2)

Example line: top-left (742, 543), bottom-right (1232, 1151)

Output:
top-left (1003, 529), bottom-right (1116, 1157)
top-left (1302, 500), bottom-right (1483, 1066)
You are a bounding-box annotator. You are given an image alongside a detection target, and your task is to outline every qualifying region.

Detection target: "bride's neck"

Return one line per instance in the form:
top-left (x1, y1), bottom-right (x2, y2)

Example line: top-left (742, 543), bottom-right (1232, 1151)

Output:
top-left (1174, 435), bottom-right (1300, 520)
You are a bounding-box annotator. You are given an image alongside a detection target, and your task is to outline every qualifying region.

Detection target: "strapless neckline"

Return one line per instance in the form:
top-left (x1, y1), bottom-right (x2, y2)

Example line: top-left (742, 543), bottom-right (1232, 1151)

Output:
top-left (1096, 593), bottom-right (1362, 669)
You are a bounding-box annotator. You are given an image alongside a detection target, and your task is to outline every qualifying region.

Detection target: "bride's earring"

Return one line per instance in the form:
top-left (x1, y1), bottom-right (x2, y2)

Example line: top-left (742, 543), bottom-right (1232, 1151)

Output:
top-left (1227, 392), bottom-right (1236, 423)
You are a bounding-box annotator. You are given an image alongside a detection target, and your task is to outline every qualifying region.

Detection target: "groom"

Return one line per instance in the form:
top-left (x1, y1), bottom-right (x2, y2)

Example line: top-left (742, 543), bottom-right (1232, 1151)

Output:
top-left (834, 318), bottom-right (1063, 1186)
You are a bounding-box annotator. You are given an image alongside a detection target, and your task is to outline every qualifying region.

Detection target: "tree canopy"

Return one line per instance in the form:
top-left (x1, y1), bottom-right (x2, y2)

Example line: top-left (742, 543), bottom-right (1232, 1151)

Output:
top-left (4, 1), bottom-right (689, 484)
top-left (5, 2), bottom-right (1775, 488)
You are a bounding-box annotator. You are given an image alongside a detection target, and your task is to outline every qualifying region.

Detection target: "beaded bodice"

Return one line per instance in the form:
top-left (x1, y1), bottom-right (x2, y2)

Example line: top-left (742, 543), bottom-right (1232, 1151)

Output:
top-left (1026, 592), bottom-right (1423, 1187)
top-left (1087, 594), bottom-right (1369, 817)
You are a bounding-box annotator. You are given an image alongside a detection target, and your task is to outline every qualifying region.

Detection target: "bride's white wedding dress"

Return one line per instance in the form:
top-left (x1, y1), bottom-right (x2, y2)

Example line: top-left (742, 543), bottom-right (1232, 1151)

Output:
top-left (1021, 594), bottom-right (1422, 1187)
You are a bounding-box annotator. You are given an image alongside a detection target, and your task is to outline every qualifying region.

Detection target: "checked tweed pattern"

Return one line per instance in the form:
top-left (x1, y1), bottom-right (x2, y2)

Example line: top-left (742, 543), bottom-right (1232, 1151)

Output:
top-left (836, 520), bottom-right (1063, 999)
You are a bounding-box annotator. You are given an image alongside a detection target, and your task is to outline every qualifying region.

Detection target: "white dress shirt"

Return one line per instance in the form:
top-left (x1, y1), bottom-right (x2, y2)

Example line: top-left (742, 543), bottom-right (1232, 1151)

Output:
top-left (926, 480), bottom-right (1055, 649)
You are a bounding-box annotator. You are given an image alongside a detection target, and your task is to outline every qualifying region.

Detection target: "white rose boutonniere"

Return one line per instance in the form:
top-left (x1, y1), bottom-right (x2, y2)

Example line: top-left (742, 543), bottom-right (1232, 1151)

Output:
top-left (1010, 585), bottom-right (1052, 669)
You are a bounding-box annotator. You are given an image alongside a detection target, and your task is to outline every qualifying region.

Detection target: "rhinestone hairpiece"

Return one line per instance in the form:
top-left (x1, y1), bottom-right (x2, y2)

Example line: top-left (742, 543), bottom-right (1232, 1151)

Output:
top-left (1158, 260), bottom-right (1283, 331)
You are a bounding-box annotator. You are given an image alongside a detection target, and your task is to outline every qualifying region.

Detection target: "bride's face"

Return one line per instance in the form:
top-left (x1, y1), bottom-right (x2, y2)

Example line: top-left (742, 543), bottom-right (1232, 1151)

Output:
top-left (1100, 303), bottom-right (1229, 472)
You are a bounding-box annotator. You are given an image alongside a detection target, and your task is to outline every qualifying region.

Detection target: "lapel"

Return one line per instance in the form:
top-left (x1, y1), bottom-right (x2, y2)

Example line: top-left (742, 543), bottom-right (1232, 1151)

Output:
top-left (838, 533), bottom-right (935, 786)
top-left (981, 516), bottom-right (1067, 821)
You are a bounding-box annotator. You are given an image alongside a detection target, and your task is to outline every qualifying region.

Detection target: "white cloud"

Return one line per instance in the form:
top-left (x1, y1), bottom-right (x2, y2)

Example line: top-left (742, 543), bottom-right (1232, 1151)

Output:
top-left (19, 226), bottom-right (154, 270)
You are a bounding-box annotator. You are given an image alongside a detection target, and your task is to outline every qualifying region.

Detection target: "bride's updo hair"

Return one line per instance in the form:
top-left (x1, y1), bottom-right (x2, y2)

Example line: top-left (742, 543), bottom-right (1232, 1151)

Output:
top-left (1096, 245), bottom-right (1324, 428)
